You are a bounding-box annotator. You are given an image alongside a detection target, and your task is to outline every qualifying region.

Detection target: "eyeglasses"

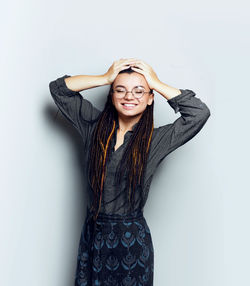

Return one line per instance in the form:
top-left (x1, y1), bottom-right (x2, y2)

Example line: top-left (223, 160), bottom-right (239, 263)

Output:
top-left (112, 87), bottom-right (151, 99)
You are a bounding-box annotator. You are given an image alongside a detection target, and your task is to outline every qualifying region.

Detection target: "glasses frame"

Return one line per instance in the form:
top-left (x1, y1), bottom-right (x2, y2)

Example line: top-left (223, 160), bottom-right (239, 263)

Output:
top-left (111, 87), bottom-right (151, 99)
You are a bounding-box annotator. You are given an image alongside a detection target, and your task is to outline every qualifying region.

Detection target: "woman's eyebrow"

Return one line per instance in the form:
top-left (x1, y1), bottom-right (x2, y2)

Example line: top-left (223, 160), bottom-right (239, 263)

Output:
top-left (114, 84), bottom-right (145, 88)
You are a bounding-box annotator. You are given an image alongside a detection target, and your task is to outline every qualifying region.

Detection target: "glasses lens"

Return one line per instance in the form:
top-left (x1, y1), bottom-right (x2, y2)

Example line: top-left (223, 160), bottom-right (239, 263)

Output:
top-left (132, 87), bottom-right (145, 98)
top-left (113, 87), bottom-right (145, 98)
top-left (114, 88), bottom-right (126, 98)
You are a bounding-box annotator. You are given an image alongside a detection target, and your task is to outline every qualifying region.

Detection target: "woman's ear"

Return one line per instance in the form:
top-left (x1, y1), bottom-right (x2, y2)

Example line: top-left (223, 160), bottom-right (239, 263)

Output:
top-left (148, 92), bottom-right (154, 105)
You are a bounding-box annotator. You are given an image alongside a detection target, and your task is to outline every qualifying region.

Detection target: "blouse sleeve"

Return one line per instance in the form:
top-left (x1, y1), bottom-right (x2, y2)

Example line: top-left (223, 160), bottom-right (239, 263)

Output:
top-left (150, 89), bottom-right (211, 168)
top-left (49, 74), bottom-right (101, 147)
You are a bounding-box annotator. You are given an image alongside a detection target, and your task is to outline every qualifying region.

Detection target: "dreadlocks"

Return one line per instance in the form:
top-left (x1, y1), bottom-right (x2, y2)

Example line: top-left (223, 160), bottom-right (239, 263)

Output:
top-left (87, 67), bottom-right (154, 221)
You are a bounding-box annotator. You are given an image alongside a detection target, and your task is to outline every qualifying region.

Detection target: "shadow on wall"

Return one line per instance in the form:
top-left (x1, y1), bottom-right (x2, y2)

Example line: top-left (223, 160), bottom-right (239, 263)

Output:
top-left (45, 102), bottom-right (89, 285)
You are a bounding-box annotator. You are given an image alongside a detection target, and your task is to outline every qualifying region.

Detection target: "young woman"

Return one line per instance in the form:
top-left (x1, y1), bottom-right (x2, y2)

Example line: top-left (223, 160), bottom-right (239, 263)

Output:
top-left (49, 58), bottom-right (211, 286)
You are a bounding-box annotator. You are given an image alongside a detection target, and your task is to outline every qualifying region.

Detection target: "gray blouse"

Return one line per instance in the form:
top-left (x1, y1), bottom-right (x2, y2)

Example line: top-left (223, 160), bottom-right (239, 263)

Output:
top-left (49, 75), bottom-right (211, 215)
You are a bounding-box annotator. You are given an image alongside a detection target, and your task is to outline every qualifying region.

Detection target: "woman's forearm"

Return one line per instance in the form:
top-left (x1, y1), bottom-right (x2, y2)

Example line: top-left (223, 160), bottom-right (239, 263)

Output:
top-left (153, 80), bottom-right (182, 100)
top-left (64, 74), bottom-right (109, 92)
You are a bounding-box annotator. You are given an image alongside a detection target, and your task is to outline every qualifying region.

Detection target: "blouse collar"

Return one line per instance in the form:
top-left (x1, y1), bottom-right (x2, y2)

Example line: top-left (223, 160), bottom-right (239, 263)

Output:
top-left (114, 116), bottom-right (139, 133)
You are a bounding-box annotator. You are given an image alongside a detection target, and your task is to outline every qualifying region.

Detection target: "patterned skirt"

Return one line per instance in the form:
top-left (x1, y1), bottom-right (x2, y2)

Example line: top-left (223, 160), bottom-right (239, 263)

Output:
top-left (74, 207), bottom-right (154, 286)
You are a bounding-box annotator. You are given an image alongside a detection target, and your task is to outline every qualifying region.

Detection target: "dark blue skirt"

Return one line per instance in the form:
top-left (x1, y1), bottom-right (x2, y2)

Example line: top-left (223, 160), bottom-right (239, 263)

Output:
top-left (74, 207), bottom-right (154, 286)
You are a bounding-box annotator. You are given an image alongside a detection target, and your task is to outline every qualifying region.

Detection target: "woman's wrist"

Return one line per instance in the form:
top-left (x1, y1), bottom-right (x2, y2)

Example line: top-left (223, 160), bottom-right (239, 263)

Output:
top-left (99, 73), bottom-right (112, 86)
top-left (153, 80), bottom-right (181, 100)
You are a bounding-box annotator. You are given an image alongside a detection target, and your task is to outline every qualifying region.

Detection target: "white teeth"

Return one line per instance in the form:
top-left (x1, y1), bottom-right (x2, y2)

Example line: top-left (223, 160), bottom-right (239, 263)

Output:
top-left (124, 104), bottom-right (136, 106)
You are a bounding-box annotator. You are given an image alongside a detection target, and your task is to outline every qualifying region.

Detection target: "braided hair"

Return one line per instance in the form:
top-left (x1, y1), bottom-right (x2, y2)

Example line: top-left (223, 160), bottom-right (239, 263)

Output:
top-left (88, 67), bottom-right (154, 221)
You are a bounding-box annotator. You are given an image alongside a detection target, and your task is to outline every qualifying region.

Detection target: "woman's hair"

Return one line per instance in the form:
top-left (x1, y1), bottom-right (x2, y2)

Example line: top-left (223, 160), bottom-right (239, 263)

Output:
top-left (88, 67), bottom-right (154, 220)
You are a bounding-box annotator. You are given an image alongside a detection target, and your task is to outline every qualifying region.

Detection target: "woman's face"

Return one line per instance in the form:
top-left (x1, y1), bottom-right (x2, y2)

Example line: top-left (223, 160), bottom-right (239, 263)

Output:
top-left (111, 72), bottom-right (154, 120)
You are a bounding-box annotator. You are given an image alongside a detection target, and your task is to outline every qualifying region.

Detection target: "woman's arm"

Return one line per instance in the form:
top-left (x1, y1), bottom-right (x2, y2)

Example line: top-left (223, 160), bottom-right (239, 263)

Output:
top-left (152, 80), bottom-right (182, 100)
top-left (64, 58), bottom-right (139, 92)
top-left (64, 74), bottom-right (109, 92)
top-left (49, 75), bottom-right (102, 149)
top-left (48, 59), bottom-right (138, 147)
top-left (126, 59), bottom-right (211, 174)
top-left (148, 89), bottom-right (211, 169)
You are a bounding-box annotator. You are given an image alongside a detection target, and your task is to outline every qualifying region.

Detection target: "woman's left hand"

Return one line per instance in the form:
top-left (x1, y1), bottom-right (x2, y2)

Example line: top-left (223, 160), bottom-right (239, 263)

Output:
top-left (129, 59), bottom-right (161, 90)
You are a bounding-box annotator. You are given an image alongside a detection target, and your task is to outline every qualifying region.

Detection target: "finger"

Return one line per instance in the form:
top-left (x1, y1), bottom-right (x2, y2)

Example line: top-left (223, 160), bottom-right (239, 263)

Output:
top-left (121, 62), bottom-right (134, 68)
top-left (133, 60), bottom-right (151, 69)
top-left (120, 58), bottom-right (138, 62)
top-left (124, 59), bottom-right (139, 64)
top-left (120, 66), bottom-right (131, 71)
top-left (130, 62), bottom-right (145, 70)
top-left (132, 60), bottom-right (149, 68)
top-left (115, 60), bottom-right (131, 67)
top-left (121, 59), bottom-right (139, 67)
top-left (131, 66), bottom-right (145, 74)
top-left (131, 62), bottom-right (144, 66)
top-left (117, 62), bottom-right (133, 71)
top-left (116, 60), bottom-right (135, 67)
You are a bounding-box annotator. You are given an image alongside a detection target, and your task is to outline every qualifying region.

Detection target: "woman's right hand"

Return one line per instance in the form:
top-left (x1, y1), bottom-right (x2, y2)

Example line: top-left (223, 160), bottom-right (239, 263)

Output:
top-left (103, 58), bottom-right (138, 84)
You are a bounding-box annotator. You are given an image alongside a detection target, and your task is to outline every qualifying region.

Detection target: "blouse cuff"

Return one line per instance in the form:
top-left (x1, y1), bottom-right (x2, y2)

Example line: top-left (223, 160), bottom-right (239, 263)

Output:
top-left (167, 89), bottom-right (196, 113)
top-left (55, 74), bottom-right (80, 97)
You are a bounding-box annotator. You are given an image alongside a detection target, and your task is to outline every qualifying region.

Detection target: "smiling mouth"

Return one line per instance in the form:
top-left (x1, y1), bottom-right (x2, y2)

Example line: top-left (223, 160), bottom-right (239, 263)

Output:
top-left (121, 103), bottom-right (138, 106)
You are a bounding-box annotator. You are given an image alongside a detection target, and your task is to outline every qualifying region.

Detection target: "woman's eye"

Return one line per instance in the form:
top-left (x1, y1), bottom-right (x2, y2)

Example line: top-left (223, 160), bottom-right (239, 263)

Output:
top-left (135, 89), bottom-right (144, 94)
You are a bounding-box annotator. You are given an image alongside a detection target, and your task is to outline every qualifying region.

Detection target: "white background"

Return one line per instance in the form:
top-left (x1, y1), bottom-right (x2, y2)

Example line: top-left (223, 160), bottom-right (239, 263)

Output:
top-left (1, 0), bottom-right (249, 285)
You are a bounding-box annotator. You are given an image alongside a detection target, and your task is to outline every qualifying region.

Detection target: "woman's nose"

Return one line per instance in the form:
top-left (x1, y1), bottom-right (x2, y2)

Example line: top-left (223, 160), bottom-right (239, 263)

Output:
top-left (124, 91), bottom-right (134, 99)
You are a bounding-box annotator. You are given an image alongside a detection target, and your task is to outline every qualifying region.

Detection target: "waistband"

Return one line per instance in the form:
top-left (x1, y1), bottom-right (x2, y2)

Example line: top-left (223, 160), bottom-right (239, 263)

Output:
top-left (86, 207), bottom-right (144, 222)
